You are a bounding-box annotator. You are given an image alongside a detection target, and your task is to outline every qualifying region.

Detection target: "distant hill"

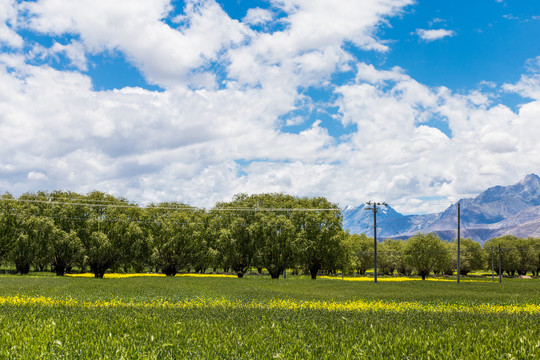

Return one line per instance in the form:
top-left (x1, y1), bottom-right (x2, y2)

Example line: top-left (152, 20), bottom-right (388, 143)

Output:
top-left (342, 174), bottom-right (540, 243)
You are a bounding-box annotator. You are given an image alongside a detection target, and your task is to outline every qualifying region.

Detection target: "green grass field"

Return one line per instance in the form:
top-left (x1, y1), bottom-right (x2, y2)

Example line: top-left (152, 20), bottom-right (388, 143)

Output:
top-left (1, 275), bottom-right (539, 359)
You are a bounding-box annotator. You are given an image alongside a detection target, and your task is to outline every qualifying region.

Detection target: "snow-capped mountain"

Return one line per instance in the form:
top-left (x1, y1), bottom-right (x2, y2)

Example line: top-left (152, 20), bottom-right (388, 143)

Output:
top-left (342, 174), bottom-right (540, 243)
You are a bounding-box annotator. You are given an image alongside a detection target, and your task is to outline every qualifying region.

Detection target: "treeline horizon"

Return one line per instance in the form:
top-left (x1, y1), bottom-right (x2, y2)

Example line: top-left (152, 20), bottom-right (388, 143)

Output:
top-left (0, 191), bottom-right (539, 278)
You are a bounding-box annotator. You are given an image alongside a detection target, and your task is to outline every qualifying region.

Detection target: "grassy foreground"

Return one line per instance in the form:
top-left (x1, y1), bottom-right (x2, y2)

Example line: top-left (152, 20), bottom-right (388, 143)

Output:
top-left (0, 275), bottom-right (539, 359)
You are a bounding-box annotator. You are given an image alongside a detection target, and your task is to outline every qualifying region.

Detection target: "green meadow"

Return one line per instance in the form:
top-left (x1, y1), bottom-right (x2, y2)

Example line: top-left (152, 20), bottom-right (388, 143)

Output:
top-left (1, 275), bottom-right (539, 359)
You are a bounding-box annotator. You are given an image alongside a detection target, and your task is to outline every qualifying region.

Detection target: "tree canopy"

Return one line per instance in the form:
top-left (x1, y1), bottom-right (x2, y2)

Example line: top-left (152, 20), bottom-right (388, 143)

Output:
top-left (0, 191), bottom-right (538, 279)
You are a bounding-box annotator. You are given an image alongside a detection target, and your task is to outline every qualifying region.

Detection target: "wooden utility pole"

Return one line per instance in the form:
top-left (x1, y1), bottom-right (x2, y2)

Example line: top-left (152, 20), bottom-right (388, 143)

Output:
top-left (457, 202), bottom-right (461, 284)
top-left (491, 246), bottom-right (494, 282)
top-left (365, 201), bottom-right (387, 284)
top-left (499, 244), bottom-right (502, 283)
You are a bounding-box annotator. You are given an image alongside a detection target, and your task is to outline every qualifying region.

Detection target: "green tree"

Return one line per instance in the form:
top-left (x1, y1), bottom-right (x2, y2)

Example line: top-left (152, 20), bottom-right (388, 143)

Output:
top-left (378, 239), bottom-right (406, 275)
top-left (17, 191), bottom-right (50, 217)
top-left (23, 216), bottom-right (56, 272)
top-left (0, 193), bottom-right (19, 267)
top-left (458, 238), bottom-right (485, 275)
top-left (216, 214), bottom-right (257, 278)
top-left (12, 234), bottom-right (36, 275)
top-left (530, 238), bottom-right (540, 276)
top-left (87, 231), bottom-right (116, 278)
top-left (258, 213), bottom-right (297, 279)
top-left (128, 222), bottom-right (150, 273)
top-left (49, 191), bottom-right (91, 237)
top-left (214, 194), bottom-right (265, 278)
top-left (292, 197), bottom-right (343, 279)
top-left (484, 236), bottom-right (521, 276)
top-left (50, 229), bottom-right (83, 276)
top-left (187, 210), bottom-right (213, 274)
top-left (344, 233), bottom-right (373, 275)
top-left (149, 206), bottom-right (196, 276)
top-left (514, 238), bottom-right (536, 275)
top-left (404, 233), bottom-right (447, 280)
top-left (433, 241), bottom-right (454, 276)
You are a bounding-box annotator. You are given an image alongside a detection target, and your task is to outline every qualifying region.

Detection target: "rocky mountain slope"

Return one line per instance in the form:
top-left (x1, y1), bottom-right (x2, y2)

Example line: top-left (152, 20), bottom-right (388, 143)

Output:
top-left (342, 174), bottom-right (540, 243)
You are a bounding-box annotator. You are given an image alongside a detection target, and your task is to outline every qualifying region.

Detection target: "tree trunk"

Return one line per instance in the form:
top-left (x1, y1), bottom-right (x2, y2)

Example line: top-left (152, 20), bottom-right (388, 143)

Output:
top-left (55, 264), bottom-right (66, 276)
top-left (16, 263), bottom-right (30, 275)
top-left (268, 268), bottom-right (281, 279)
top-left (162, 264), bottom-right (177, 276)
top-left (310, 268), bottom-right (318, 280)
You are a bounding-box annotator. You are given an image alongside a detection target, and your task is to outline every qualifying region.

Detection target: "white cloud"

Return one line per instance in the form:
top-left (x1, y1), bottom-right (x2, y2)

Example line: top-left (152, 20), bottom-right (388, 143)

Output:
top-left (416, 28), bottom-right (456, 42)
top-left (27, 171), bottom-right (48, 181)
top-left (3, 53), bottom-right (538, 213)
top-left (243, 8), bottom-right (273, 25)
top-left (503, 74), bottom-right (540, 100)
top-left (480, 132), bottom-right (517, 154)
top-left (1, 0), bottom-right (540, 216)
top-left (21, 0), bottom-right (249, 88)
top-left (526, 56), bottom-right (540, 73)
top-left (51, 40), bottom-right (87, 70)
top-left (330, 61), bottom-right (540, 213)
top-left (0, 0), bottom-right (23, 48)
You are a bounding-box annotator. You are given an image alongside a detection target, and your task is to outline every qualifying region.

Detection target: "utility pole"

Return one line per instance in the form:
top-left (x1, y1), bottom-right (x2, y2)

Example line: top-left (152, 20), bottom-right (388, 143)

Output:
top-left (498, 244), bottom-right (502, 284)
top-left (457, 202), bottom-right (461, 284)
top-left (365, 201), bottom-right (388, 283)
top-left (491, 246), bottom-right (494, 283)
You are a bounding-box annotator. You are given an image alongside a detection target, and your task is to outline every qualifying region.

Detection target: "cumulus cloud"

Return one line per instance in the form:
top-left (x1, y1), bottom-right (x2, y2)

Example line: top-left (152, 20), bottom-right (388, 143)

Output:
top-left (503, 74), bottom-right (540, 100)
top-left (50, 40), bottom-right (87, 70)
top-left (525, 56), bottom-right (540, 72)
top-left (416, 28), bottom-right (456, 42)
top-left (330, 61), bottom-right (540, 213)
top-left (243, 8), bottom-right (273, 25)
top-left (0, 0), bottom-right (539, 215)
top-left (27, 171), bottom-right (48, 181)
top-left (502, 56), bottom-right (540, 100)
top-left (0, 0), bottom-right (23, 48)
top-left (21, 0), bottom-right (249, 88)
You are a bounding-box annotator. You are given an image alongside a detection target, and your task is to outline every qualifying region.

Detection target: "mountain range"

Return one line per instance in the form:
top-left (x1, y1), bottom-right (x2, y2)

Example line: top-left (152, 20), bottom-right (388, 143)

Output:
top-left (342, 174), bottom-right (540, 243)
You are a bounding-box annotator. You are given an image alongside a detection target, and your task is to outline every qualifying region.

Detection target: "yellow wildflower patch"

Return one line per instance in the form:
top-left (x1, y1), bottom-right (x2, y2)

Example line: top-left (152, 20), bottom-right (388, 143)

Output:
top-left (65, 273), bottom-right (236, 279)
top-left (319, 276), bottom-right (491, 283)
top-left (1, 294), bottom-right (539, 315)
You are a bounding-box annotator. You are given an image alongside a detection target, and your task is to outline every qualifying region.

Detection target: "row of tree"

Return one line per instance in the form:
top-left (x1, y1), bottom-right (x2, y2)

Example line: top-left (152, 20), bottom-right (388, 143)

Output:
top-left (1, 191), bottom-right (539, 278)
top-left (347, 233), bottom-right (540, 279)
top-left (0, 191), bottom-right (344, 278)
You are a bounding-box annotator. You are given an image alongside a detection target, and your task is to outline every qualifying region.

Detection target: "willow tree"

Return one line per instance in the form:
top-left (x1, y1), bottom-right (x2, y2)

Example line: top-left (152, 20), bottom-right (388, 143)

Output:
top-left (258, 213), bottom-right (297, 279)
top-left (50, 229), bottom-right (83, 276)
top-left (0, 193), bottom-right (19, 267)
top-left (147, 204), bottom-right (198, 276)
top-left (484, 235), bottom-right (522, 276)
top-left (292, 197), bottom-right (343, 279)
top-left (378, 239), bottom-right (406, 275)
top-left (87, 231), bottom-right (116, 278)
top-left (456, 238), bottom-right (485, 275)
top-left (23, 216), bottom-right (56, 271)
top-left (344, 233), bottom-right (374, 275)
top-left (404, 233), bottom-right (447, 280)
top-left (215, 209), bottom-right (259, 278)
top-left (12, 234), bottom-right (35, 275)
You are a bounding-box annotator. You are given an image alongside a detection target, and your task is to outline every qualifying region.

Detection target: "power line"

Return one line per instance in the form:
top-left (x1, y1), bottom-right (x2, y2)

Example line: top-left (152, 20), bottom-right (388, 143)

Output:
top-left (0, 212), bottom-right (340, 230)
top-left (0, 198), bottom-right (340, 212)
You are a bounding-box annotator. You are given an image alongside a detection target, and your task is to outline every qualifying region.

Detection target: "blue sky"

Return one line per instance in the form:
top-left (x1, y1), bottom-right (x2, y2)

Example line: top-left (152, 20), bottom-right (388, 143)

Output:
top-left (1, 0), bottom-right (540, 214)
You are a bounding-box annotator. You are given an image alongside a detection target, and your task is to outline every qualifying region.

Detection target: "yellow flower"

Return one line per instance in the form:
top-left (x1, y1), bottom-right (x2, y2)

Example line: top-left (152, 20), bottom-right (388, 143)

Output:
top-left (65, 273), bottom-right (236, 279)
top-left (319, 276), bottom-right (489, 283)
top-left (1, 295), bottom-right (539, 314)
